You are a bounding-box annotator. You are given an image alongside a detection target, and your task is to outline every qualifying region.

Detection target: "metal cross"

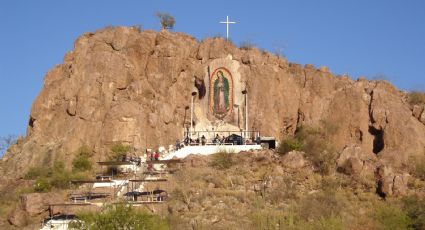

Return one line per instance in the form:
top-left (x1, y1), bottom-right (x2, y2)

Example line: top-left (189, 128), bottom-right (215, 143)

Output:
top-left (219, 16), bottom-right (236, 39)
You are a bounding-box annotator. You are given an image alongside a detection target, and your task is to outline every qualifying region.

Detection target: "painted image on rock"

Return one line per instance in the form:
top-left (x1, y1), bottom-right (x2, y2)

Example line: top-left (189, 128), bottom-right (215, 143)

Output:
top-left (209, 67), bottom-right (233, 119)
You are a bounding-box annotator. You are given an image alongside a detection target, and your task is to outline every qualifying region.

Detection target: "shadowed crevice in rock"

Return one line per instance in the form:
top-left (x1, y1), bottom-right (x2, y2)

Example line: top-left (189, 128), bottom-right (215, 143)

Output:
top-left (376, 179), bottom-right (386, 199)
top-left (367, 86), bottom-right (384, 154)
top-left (369, 126), bottom-right (384, 154)
top-left (194, 77), bottom-right (206, 99)
top-left (28, 117), bottom-right (35, 128)
top-left (367, 89), bottom-right (376, 123)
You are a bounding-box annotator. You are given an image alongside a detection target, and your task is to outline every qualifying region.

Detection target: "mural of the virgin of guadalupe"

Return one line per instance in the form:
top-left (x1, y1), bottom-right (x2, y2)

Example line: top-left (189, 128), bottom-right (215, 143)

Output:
top-left (209, 68), bottom-right (233, 119)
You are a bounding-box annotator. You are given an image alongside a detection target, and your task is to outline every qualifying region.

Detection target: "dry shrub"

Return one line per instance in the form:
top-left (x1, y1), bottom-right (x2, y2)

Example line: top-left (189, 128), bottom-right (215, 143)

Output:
top-left (249, 210), bottom-right (286, 230)
top-left (277, 137), bottom-right (303, 154)
top-left (408, 154), bottom-right (425, 181)
top-left (268, 177), bottom-right (298, 204)
top-left (408, 91), bottom-right (425, 106)
top-left (297, 177), bottom-right (347, 224)
top-left (210, 151), bottom-right (235, 170)
top-left (71, 204), bottom-right (168, 230)
top-left (374, 202), bottom-right (412, 230)
top-left (402, 195), bottom-right (425, 230)
top-left (295, 125), bottom-right (338, 175)
top-left (239, 41), bottom-right (256, 50)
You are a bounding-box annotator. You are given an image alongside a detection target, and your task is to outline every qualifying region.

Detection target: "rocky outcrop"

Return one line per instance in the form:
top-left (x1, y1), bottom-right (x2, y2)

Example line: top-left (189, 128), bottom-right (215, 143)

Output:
top-left (281, 151), bottom-right (306, 169)
top-left (1, 26), bottom-right (424, 178)
top-left (337, 145), bottom-right (376, 177)
top-left (21, 192), bottom-right (63, 216)
top-left (412, 104), bottom-right (425, 125)
top-left (8, 207), bottom-right (28, 227)
top-left (376, 165), bottom-right (410, 197)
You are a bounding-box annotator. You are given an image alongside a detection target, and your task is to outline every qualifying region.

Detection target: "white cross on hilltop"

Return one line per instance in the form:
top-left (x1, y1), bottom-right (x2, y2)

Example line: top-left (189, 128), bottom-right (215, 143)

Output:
top-left (220, 16), bottom-right (236, 39)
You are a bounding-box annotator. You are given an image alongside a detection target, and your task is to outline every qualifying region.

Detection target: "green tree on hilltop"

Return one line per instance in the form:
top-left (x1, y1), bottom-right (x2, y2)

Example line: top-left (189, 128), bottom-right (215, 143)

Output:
top-left (156, 12), bottom-right (175, 30)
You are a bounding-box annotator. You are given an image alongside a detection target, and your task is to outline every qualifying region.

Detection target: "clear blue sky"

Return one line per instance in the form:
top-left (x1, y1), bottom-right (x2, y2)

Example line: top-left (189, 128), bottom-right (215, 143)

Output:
top-left (0, 0), bottom-right (424, 138)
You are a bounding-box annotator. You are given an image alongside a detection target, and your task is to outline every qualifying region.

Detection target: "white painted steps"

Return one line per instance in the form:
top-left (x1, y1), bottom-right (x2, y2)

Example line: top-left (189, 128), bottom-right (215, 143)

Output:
top-left (161, 144), bottom-right (262, 160)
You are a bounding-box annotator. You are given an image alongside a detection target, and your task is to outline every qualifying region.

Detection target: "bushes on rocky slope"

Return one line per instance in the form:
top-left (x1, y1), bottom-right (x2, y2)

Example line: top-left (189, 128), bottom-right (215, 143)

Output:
top-left (375, 202), bottom-right (412, 230)
top-left (210, 151), bottom-right (235, 169)
top-left (278, 123), bottom-right (338, 175)
top-left (69, 204), bottom-right (168, 230)
top-left (409, 154), bottom-right (425, 181)
top-left (0, 180), bottom-right (33, 225)
top-left (72, 145), bottom-right (93, 172)
top-left (408, 91), bottom-right (425, 106)
top-left (278, 137), bottom-right (303, 154)
top-left (166, 152), bottom-right (424, 230)
top-left (25, 160), bottom-right (90, 192)
top-left (108, 143), bottom-right (131, 161)
top-left (402, 195), bottom-right (425, 230)
top-left (7, 148), bottom-right (423, 229)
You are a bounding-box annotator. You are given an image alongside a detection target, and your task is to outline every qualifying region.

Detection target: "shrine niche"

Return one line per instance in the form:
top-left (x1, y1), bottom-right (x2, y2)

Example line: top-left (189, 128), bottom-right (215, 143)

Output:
top-left (209, 67), bottom-right (233, 119)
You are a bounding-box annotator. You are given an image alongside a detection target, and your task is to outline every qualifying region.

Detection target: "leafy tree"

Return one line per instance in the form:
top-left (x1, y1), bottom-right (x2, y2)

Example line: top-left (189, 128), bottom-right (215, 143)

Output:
top-left (156, 12), bottom-right (175, 30)
top-left (109, 143), bottom-right (131, 161)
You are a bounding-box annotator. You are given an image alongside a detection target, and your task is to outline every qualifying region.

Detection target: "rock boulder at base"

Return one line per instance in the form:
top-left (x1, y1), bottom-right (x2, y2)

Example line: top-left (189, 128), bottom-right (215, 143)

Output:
top-left (8, 206), bottom-right (28, 227)
top-left (281, 151), bottom-right (306, 169)
top-left (21, 193), bottom-right (44, 216)
top-left (20, 192), bottom-right (63, 217)
top-left (377, 165), bottom-right (409, 197)
top-left (337, 145), bottom-right (377, 177)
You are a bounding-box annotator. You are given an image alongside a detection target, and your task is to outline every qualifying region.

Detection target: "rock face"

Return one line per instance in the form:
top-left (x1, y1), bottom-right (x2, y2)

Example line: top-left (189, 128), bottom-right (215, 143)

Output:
top-left (21, 192), bottom-right (63, 216)
top-left (376, 165), bottom-right (410, 197)
top-left (1, 26), bottom-right (425, 178)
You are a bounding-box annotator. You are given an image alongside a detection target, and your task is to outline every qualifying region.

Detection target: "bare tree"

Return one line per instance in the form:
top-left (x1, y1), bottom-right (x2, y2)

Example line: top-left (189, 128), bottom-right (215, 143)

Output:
top-left (0, 134), bottom-right (18, 155)
top-left (156, 12), bottom-right (175, 30)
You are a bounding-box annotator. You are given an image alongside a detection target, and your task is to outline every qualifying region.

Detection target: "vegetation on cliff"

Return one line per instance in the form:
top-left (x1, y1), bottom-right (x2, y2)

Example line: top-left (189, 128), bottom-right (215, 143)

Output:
top-left (165, 152), bottom-right (425, 230)
top-left (24, 146), bottom-right (94, 192)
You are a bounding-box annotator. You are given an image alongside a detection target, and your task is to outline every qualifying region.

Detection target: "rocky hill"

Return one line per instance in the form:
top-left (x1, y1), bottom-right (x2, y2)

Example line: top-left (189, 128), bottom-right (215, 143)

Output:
top-left (1, 26), bottom-right (425, 229)
top-left (1, 26), bottom-right (425, 180)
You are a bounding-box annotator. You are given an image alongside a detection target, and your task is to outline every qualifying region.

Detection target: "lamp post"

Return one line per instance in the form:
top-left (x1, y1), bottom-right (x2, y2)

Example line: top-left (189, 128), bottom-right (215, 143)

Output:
top-left (184, 106), bottom-right (189, 138)
top-left (234, 104), bottom-right (240, 129)
top-left (242, 89), bottom-right (248, 139)
top-left (190, 91), bottom-right (197, 139)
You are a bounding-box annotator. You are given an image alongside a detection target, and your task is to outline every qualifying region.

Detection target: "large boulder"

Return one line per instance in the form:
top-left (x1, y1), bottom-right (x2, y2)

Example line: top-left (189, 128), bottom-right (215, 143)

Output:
top-left (20, 192), bottom-right (63, 217)
top-left (8, 206), bottom-right (28, 227)
top-left (337, 145), bottom-right (377, 177)
top-left (281, 151), bottom-right (306, 169)
top-left (377, 165), bottom-right (410, 197)
top-left (21, 193), bottom-right (44, 216)
top-left (412, 105), bottom-right (424, 119)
